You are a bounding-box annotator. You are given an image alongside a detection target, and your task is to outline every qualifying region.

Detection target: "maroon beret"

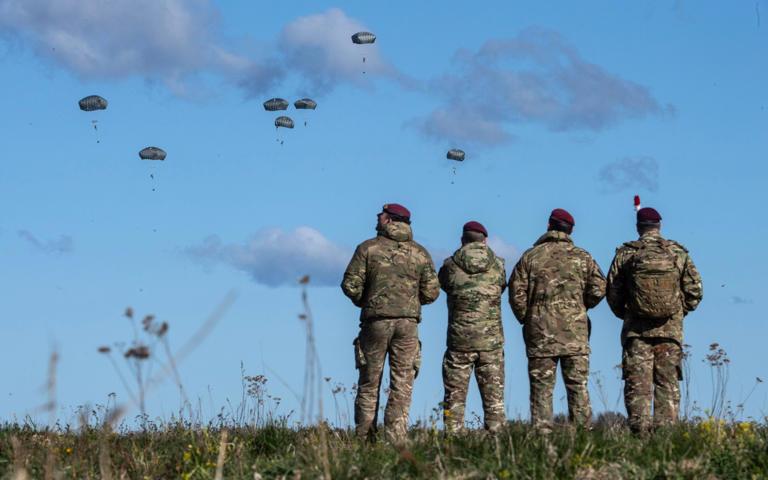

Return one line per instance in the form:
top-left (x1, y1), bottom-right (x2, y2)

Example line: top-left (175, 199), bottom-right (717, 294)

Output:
top-left (382, 203), bottom-right (410, 219)
top-left (549, 208), bottom-right (575, 226)
top-left (637, 207), bottom-right (662, 223)
top-left (463, 221), bottom-right (488, 237)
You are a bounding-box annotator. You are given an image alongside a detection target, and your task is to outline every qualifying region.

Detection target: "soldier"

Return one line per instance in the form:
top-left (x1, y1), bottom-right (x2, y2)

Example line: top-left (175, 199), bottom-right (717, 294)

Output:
top-left (607, 207), bottom-right (703, 434)
top-left (341, 203), bottom-right (440, 440)
top-left (438, 221), bottom-right (507, 433)
top-left (509, 209), bottom-right (606, 433)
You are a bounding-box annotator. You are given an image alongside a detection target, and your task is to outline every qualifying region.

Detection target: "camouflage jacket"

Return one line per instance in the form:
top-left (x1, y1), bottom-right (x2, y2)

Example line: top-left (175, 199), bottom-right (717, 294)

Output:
top-left (509, 231), bottom-right (606, 357)
top-left (341, 221), bottom-right (440, 322)
top-left (606, 231), bottom-right (703, 346)
top-left (438, 242), bottom-right (507, 352)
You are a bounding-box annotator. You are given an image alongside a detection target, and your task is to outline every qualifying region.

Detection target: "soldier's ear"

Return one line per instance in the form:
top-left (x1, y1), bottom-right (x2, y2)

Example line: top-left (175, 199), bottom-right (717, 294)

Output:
top-left (482, 238), bottom-right (487, 244)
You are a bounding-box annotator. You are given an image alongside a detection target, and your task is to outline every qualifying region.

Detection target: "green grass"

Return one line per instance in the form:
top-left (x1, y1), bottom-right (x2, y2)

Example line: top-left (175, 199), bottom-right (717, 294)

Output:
top-left (2, 416), bottom-right (767, 479)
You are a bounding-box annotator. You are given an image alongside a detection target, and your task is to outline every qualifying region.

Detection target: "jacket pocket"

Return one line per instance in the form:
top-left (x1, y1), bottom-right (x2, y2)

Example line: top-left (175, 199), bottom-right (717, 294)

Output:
top-left (353, 337), bottom-right (366, 369)
top-left (413, 340), bottom-right (422, 378)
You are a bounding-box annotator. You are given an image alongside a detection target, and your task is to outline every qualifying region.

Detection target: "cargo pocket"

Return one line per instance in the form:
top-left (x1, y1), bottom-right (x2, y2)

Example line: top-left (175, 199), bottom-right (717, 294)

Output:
top-left (353, 337), bottom-right (366, 369)
top-left (413, 340), bottom-right (422, 378)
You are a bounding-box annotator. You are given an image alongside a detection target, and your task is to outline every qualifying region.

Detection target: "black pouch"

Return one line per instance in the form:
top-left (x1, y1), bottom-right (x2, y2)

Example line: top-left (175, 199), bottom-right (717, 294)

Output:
top-left (353, 337), bottom-right (366, 369)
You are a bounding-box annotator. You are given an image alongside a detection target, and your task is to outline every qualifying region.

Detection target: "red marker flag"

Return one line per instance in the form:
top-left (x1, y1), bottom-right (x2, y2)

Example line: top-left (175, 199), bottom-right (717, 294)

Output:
top-left (634, 195), bottom-right (641, 212)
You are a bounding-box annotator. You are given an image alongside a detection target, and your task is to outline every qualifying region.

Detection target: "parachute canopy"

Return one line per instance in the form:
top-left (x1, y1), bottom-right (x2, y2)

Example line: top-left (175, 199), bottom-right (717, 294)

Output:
top-left (275, 116), bottom-right (294, 129)
top-left (447, 149), bottom-right (465, 162)
top-left (139, 147), bottom-right (167, 161)
top-left (78, 95), bottom-right (108, 111)
top-left (351, 32), bottom-right (376, 44)
top-left (294, 98), bottom-right (317, 110)
top-left (263, 98), bottom-right (289, 111)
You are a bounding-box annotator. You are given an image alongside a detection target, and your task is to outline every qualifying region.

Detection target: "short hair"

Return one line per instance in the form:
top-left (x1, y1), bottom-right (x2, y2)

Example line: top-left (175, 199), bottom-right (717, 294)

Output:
top-left (548, 219), bottom-right (573, 234)
top-left (637, 222), bottom-right (660, 234)
top-left (387, 213), bottom-right (411, 224)
top-left (461, 230), bottom-right (486, 243)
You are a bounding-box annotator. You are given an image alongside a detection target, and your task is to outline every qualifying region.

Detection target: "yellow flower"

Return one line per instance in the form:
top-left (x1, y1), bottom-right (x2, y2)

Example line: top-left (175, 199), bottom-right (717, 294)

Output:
top-left (66, 448), bottom-right (71, 453)
top-left (183, 452), bottom-right (191, 461)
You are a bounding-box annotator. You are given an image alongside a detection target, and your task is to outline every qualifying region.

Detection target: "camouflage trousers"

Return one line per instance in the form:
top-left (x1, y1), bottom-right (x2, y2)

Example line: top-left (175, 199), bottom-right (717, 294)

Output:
top-left (442, 348), bottom-right (505, 433)
top-left (354, 317), bottom-right (420, 440)
top-left (623, 337), bottom-right (682, 433)
top-left (528, 355), bottom-right (591, 431)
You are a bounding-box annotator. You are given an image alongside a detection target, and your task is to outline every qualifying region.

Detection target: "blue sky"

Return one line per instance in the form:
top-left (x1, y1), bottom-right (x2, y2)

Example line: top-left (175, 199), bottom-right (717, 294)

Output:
top-left (1, 0), bottom-right (767, 427)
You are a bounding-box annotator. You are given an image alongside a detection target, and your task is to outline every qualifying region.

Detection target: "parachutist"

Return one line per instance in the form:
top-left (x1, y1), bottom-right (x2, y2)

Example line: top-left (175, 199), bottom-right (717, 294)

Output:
top-left (79, 95), bottom-right (108, 111)
top-left (294, 99), bottom-right (317, 110)
top-left (139, 147), bottom-right (166, 160)
top-left (263, 98), bottom-right (289, 111)
top-left (447, 149), bottom-right (465, 161)
top-left (275, 116), bottom-right (294, 129)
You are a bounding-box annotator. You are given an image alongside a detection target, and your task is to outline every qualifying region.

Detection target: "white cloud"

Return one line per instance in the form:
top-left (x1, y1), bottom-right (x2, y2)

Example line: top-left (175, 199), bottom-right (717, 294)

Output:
top-left (486, 235), bottom-right (521, 267)
top-left (411, 27), bottom-right (673, 147)
top-left (187, 227), bottom-right (352, 287)
top-left (598, 156), bottom-right (659, 193)
top-left (0, 0), bottom-right (281, 96)
top-left (277, 8), bottom-right (416, 93)
top-left (17, 230), bottom-right (73, 254)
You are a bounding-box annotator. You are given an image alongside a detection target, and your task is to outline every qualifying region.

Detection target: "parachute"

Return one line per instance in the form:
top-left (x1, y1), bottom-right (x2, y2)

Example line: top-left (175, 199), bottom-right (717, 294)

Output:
top-left (447, 149), bottom-right (465, 161)
top-left (263, 98), bottom-right (289, 111)
top-left (275, 116), bottom-right (294, 129)
top-left (351, 32), bottom-right (376, 44)
top-left (139, 147), bottom-right (167, 161)
top-left (294, 98), bottom-right (317, 110)
top-left (78, 95), bottom-right (108, 111)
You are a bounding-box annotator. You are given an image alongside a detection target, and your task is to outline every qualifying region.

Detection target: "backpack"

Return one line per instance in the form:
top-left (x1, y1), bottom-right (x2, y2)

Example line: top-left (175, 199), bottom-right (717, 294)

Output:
top-left (627, 240), bottom-right (682, 319)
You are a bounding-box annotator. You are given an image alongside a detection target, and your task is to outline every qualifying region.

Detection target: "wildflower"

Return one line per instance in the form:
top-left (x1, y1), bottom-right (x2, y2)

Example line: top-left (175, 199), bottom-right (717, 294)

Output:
top-left (97, 346), bottom-right (110, 353)
top-left (124, 307), bottom-right (133, 318)
top-left (157, 322), bottom-right (168, 336)
top-left (66, 447), bottom-right (71, 453)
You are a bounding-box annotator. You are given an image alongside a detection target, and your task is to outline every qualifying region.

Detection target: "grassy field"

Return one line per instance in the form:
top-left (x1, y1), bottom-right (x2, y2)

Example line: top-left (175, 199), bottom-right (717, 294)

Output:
top-left (4, 304), bottom-right (763, 478)
top-left (2, 415), bottom-right (767, 479)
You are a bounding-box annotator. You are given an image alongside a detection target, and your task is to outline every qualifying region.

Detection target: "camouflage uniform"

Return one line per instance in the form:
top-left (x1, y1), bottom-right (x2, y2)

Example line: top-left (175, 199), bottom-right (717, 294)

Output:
top-left (438, 242), bottom-right (507, 432)
top-left (607, 231), bottom-right (703, 432)
top-left (509, 230), bottom-right (606, 431)
top-left (342, 221), bottom-right (440, 439)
